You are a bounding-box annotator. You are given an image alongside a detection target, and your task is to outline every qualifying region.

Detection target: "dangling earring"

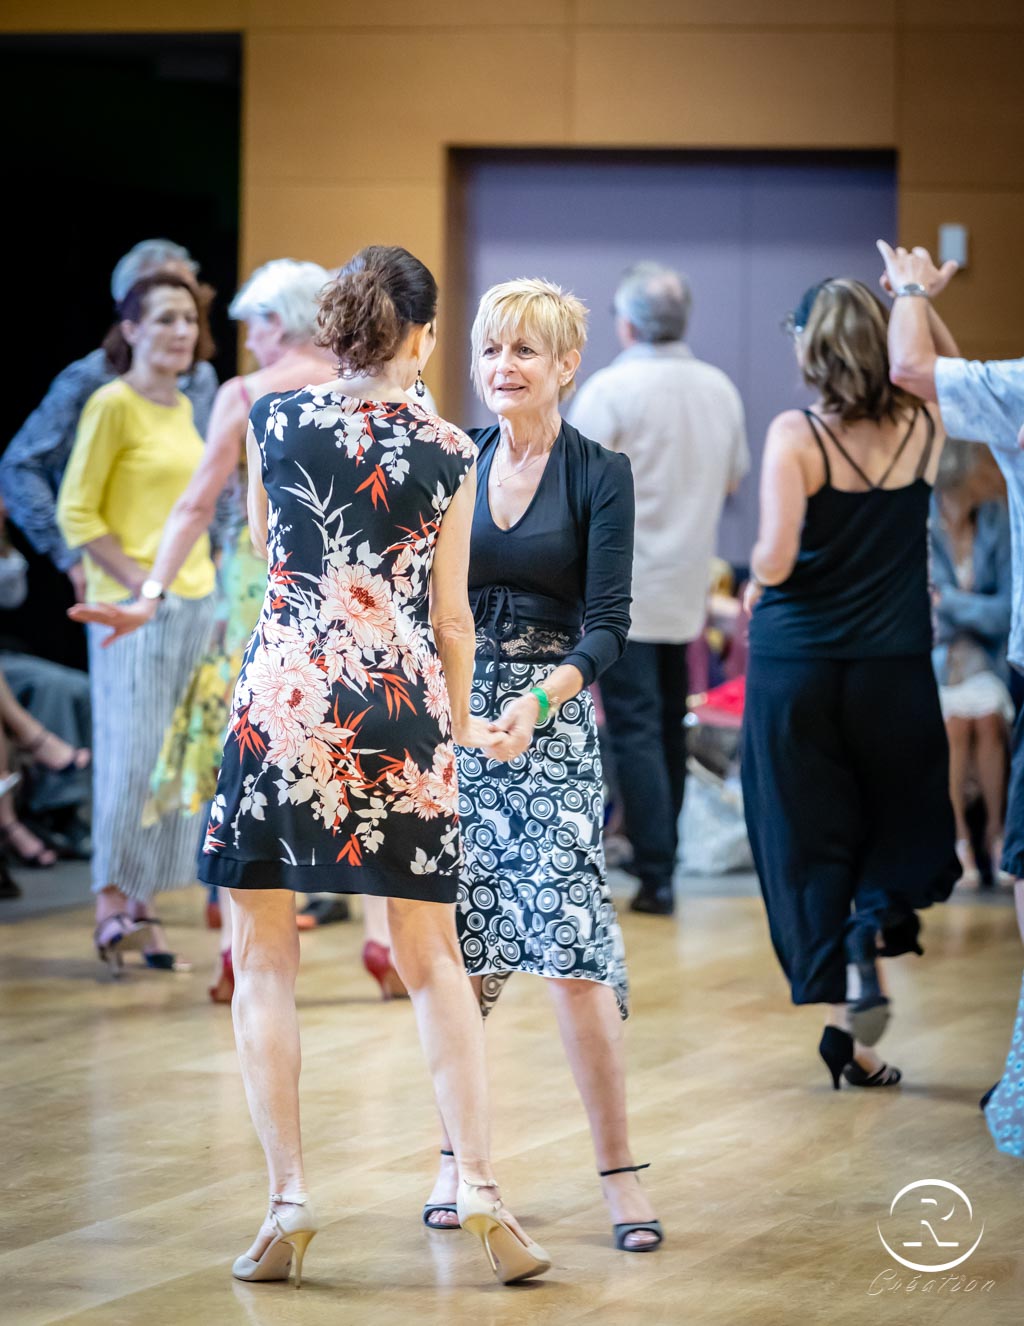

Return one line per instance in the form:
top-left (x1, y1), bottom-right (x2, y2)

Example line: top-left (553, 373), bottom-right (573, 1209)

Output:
top-left (414, 368), bottom-right (426, 398)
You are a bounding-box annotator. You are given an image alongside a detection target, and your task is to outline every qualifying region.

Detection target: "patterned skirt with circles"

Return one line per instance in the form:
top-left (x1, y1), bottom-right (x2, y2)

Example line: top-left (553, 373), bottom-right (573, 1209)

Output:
top-left (456, 647), bottom-right (629, 1020)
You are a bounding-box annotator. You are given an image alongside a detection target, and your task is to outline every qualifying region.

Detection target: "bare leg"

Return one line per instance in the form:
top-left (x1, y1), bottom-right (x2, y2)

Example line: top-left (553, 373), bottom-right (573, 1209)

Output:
top-left (546, 978), bottom-right (657, 1248)
top-left (424, 974), bottom-right (483, 1228)
top-left (229, 887), bottom-right (307, 1259)
top-left (826, 1003), bottom-right (890, 1075)
top-left (0, 671), bottom-right (88, 770)
top-left (945, 715), bottom-right (971, 843)
top-left (0, 723), bottom-right (58, 866)
top-left (387, 898), bottom-right (530, 1246)
top-left (362, 892), bottom-right (391, 946)
top-left (209, 890), bottom-right (235, 1000)
top-left (946, 715), bottom-right (980, 886)
top-left (974, 711), bottom-right (1008, 851)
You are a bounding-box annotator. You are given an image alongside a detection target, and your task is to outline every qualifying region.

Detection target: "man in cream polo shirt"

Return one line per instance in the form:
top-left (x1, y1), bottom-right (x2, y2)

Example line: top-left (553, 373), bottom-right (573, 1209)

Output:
top-left (570, 263), bottom-right (749, 915)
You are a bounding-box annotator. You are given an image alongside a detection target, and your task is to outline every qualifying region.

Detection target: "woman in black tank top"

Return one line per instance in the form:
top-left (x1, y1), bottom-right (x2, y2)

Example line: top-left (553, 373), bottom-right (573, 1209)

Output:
top-left (741, 278), bottom-right (960, 1092)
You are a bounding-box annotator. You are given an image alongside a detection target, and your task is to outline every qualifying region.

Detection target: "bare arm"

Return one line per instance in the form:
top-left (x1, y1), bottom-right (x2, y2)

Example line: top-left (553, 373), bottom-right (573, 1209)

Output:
top-left (149, 378), bottom-right (249, 585)
top-left (750, 414), bottom-right (810, 587)
top-left (246, 424), bottom-right (269, 557)
top-left (78, 534), bottom-right (146, 597)
top-left (877, 241), bottom-right (960, 401)
top-left (67, 381), bottom-right (249, 641)
top-left (428, 467), bottom-right (505, 755)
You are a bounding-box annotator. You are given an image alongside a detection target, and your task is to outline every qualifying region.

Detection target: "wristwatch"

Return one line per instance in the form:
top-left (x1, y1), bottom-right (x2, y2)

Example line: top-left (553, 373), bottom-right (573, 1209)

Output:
top-left (895, 282), bottom-right (929, 298)
top-left (139, 578), bottom-right (165, 602)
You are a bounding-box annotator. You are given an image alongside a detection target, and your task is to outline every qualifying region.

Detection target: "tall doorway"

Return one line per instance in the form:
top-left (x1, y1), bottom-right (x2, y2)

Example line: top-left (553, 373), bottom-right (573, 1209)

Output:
top-left (449, 149), bottom-right (896, 561)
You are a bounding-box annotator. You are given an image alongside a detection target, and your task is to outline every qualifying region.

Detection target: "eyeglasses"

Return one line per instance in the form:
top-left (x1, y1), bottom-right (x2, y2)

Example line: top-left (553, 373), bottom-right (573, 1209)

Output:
top-left (780, 311), bottom-right (803, 338)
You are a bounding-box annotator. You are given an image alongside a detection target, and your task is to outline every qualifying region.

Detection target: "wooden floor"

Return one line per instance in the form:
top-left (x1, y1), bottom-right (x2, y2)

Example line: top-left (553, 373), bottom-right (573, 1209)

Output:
top-left (2, 883), bottom-right (1023, 1326)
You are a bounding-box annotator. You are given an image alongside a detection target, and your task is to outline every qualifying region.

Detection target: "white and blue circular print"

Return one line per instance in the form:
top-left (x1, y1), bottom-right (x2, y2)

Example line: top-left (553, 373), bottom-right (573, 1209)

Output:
top-left (456, 657), bottom-right (628, 1019)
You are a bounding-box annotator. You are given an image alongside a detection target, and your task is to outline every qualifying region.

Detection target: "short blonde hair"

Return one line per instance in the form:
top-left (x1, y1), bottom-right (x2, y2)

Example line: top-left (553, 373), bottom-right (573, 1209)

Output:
top-left (799, 278), bottom-right (919, 423)
top-left (470, 277), bottom-right (588, 402)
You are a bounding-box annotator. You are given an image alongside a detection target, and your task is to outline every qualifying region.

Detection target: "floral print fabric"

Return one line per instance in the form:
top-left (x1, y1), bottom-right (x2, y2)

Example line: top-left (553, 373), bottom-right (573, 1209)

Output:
top-left (144, 525), bottom-right (267, 824)
top-left (198, 390), bottom-right (476, 900)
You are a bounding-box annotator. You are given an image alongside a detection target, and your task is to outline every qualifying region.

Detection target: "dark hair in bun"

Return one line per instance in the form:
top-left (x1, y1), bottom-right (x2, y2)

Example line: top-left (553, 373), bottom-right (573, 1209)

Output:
top-left (316, 245), bottom-right (437, 375)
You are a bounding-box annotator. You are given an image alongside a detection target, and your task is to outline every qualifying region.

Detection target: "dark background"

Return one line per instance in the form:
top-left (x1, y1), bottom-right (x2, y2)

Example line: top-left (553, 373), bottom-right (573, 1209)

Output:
top-left (0, 33), bottom-right (241, 666)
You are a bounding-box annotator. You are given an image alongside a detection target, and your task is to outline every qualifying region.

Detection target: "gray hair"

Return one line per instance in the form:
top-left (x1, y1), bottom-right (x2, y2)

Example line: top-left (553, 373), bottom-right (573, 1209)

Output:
top-left (110, 239), bottom-right (197, 304)
top-left (613, 262), bottom-right (692, 343)
top-left (229, 259), bottom-right (330, 343)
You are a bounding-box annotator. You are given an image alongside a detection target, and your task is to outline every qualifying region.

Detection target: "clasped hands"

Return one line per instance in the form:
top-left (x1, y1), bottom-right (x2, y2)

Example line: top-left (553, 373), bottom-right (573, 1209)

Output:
top-left (454, 692), bottom-right (540, 762)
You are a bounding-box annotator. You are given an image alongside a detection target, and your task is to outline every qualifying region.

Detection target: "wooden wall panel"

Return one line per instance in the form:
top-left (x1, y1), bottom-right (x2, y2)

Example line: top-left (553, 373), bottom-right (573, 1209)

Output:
top-left (901, 0), bottom-right (1024, 27)
top-left (247, 0), bottom-right (570, 27)
top-left (0, 1), bottom-right (243, 30)
top-left (2, 1), bottom-right (1022, 366)
top-left (899, 31), bottom-right (1024, 189)
top-left (245, 31), bottom-right (571, 185)
top-left (576, 0), bottom-right (895, 27)
top-left (900, 190), bottom-right (1024, 360)
top-left (572, 31), bottom-right (894, 145)
top-left (241, 182), bottom-right (443, 275)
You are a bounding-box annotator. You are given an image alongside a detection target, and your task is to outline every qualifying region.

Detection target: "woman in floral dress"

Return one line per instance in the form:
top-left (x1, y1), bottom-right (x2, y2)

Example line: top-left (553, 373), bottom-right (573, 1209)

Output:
top-left (196, 246), bottom-right (550, 1288)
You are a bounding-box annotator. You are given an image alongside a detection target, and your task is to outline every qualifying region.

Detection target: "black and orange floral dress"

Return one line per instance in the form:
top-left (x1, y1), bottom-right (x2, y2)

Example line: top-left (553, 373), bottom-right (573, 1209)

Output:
top-left (198, 388), bottom-right (476, 901)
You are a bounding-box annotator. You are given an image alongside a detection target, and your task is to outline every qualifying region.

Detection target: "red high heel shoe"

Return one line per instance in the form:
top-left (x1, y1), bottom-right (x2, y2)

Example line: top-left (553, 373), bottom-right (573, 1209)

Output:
top-left (362, 940), bottom-right (408, 1000)
top-left (209, 948), bottom-right (234, 1003)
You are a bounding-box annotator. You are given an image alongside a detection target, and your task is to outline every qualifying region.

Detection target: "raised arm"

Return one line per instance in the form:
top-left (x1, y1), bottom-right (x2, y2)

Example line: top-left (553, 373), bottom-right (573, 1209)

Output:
top-left (876, 241), bottom-right (960, 401)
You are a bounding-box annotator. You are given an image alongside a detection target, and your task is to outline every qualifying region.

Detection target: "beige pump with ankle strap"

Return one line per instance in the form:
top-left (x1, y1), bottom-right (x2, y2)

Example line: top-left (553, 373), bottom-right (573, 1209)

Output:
top-left (231, 1194), bottom-right (319, 1289)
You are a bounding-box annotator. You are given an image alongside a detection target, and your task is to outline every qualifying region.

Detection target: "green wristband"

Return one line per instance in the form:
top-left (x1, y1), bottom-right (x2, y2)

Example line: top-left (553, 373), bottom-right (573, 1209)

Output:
top-left (528, 686), bottom-right (550, 724)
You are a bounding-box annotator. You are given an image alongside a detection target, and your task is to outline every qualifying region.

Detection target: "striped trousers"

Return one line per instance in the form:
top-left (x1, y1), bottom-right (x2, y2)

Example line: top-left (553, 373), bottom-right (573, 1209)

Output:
top-left (87, 592), bottom-right (216, 899)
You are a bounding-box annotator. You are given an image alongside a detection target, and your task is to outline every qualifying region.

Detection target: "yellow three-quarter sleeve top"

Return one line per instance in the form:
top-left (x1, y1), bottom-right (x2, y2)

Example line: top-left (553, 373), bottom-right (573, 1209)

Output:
top-left (57, 379), bottom-right (217, 604)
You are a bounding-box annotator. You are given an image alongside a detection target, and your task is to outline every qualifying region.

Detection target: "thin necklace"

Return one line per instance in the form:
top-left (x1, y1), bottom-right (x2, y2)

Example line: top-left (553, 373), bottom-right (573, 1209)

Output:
top-left (494, 435), bottom-right (556, 487)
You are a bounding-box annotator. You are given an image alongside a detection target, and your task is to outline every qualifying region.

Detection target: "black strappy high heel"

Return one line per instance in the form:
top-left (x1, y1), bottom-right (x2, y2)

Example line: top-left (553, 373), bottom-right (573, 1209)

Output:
top-left (598, 1163), bottom-right (664, 1252)
top-left (843, 1060), bottom-right (902, 1088)
top-left (819, 1026), bottom-right (902, 1089)
top-left (422, 1149), bottom-right (460, 1230)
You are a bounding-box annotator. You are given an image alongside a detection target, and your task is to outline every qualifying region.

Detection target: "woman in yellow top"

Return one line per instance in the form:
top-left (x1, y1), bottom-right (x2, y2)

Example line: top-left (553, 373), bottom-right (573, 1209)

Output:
top-left (57, 271), bottom-right (217, 974)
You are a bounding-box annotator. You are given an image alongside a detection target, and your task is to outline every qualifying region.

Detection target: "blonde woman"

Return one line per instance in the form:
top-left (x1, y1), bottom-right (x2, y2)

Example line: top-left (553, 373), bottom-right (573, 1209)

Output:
top-left (422, 279), bottom-right (662, 1253)
top-left (742, 278), bottom-right (960, 1089)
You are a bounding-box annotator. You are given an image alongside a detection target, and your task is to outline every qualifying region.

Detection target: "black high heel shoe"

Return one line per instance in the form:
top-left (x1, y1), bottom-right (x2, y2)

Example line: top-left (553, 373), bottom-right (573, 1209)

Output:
top-left (819, 1026), bottom-right (854, 1090)
top-left (845, 924), bottom-right (890, 1046)
top-left (422, 1149), bottom-right (460, 1230)
top-left (818, 1026), bottom-right (901, 1089)
top-left (598, 1163), bottom-right (664, 1252)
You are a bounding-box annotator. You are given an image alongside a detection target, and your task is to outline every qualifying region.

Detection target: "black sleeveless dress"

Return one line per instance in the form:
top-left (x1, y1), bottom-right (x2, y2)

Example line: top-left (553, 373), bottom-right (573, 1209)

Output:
top-left (197, 388), bottom-right (476, 901)
top-left (741, 409), bottom-right (960, 1006)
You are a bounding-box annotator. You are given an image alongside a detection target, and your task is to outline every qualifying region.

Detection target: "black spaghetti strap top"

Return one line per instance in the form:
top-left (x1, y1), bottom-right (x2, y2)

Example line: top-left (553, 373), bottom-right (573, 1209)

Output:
top-left (749, 409), bottom-right (936, 659)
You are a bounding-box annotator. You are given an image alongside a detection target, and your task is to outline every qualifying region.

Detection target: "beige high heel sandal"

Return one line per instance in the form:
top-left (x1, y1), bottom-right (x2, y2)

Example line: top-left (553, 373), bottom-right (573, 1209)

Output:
top-left (231, 1193), bottom-right (319, 1288)
top-left (456, 1179), bottom-right (551, 1285)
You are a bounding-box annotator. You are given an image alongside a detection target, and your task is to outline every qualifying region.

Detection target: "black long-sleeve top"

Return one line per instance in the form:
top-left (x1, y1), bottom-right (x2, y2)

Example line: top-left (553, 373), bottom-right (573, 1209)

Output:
top-left (466, 421), bottom-right (634, 686)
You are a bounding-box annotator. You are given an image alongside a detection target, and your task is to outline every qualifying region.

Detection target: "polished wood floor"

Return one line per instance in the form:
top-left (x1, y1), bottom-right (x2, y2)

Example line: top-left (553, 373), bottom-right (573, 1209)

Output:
top-left (2, 883), bottom-right (1023, 1325)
